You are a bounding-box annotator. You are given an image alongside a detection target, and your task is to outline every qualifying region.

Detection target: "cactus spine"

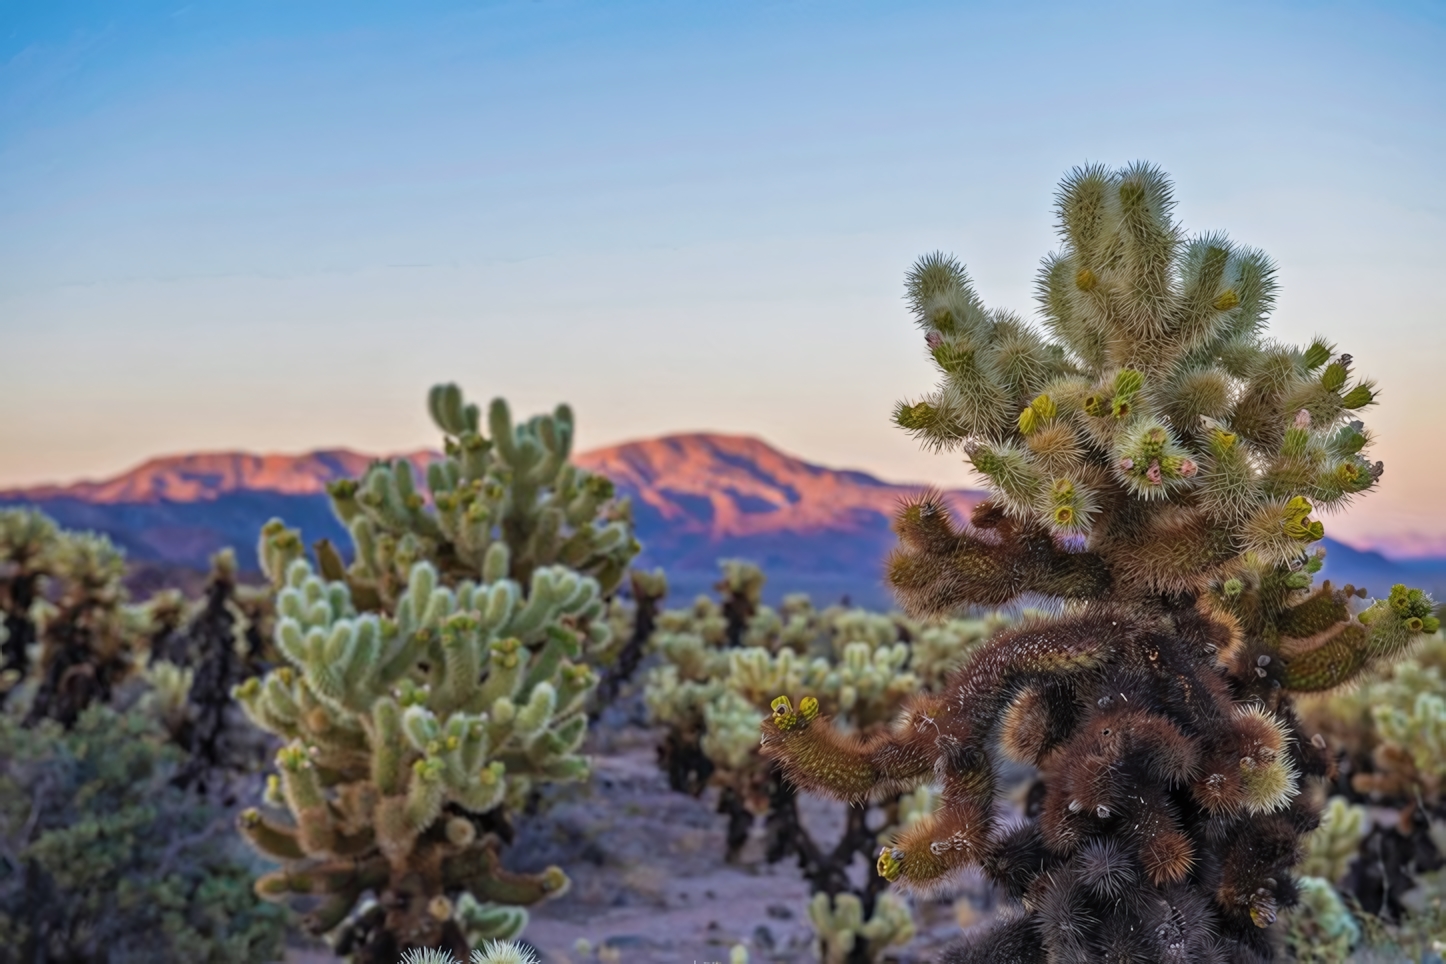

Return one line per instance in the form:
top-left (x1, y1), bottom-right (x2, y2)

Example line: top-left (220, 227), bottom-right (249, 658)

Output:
top-left (760, 164), bottom-right (1437, 963)
top-left (237, 384), bottom-right (638, 963)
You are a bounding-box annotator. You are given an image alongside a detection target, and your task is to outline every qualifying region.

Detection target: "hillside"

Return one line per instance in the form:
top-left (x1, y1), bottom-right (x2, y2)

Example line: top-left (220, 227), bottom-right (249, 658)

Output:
top-left (0, 435), bottom-right (982, 607)
top-left (4, 435), bottom-right (1443, 609)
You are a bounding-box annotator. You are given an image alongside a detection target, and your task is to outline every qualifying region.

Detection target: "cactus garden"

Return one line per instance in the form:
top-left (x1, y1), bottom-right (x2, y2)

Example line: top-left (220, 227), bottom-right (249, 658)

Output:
top-left (3, 164), bottom-right (1444, 964)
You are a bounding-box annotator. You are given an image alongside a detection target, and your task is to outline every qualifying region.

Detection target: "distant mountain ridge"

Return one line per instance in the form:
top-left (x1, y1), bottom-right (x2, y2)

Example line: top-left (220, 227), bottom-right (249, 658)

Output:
top-left (4, 435), bottom-right (1443, 609)
top-left (8, 450), bottom-right (432, 503)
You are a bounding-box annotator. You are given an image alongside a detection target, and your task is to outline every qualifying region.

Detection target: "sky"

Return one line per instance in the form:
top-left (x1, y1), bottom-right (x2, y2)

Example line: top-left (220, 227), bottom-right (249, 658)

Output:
top-left (2, 0), bottom-right (1444, 554)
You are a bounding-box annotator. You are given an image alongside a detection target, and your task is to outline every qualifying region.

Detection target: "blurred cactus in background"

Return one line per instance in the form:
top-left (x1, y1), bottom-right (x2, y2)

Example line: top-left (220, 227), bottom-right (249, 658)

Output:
top-left (644, 560), bottom-right (997, 962)
top-left (1295, 629), bottom-right (1446, 924)
top-left (0, 704), bottom-right (287, 963)
top-left (760, 163), bottom-right (1438, 963)
top-left (1280, 875), bottom-right (1360, 964)
top-left (1297, 796), bottom-right (1368, 885)
top-left (1302, 632), bottom-right (1446, 807)
top-left (591, 567), bottom-right (668, 718)
top-left (0, 509), bottom-right (55, 697)
top-left (235, 384), bottom-right (639, 963)
top-left (807, 890), bottom-right (915, 964)
top-left (306, 382), bottom-right (636, 610)
top-left (0, 508), bottom-right (151, 726)
top-left (143, 548), bottom-right (276, 786)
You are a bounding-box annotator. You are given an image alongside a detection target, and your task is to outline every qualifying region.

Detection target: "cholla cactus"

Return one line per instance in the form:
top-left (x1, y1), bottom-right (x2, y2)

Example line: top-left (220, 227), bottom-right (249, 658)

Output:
top-left (0, 508), bottom-right (56, 694)
top-left (1299, 796), bottom-right (1369, 884)
top-left (1357, 688), bottom-right (1446, 803)
top-left (236, 385), bottom-right (637, 963)
top-left (0, 509), bottom-right (150, 726)
top-left (808, 891), bottom-right (916, 964)
top-left (646, 561), bottom-right (989, 819)
top-left (144, 549), bottom-right (273, 783)
top-left (591, 567), bottom-right (668, 715)
top-left (1299, 631), bottom-right (1446, 810)
top-left (300, 383), bottom-right (636, 612)
top-left (761, 164), bottom-right (1437, 963)
top-left (398, 941), bottom-right (539, 964)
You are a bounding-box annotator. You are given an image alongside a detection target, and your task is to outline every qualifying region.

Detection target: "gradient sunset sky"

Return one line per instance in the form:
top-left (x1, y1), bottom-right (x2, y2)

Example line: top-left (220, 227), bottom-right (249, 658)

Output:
top-left (2, 1), bottom-right (1444, 553)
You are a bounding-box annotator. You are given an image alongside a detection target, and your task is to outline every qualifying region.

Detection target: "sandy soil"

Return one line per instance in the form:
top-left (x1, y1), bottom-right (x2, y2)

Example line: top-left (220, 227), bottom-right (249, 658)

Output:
top-left (286, 722), bottom-right (1008, 964)
top-left (500, 726), bottom-right (1001, 964)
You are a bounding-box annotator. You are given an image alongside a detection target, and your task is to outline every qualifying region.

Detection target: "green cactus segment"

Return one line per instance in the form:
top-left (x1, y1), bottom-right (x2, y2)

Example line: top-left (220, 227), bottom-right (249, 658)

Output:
top-left (1277, 584), bottom-right (1438, 692)
top-left (238, 385), bottom-right (638, 961)
top-left (807, 892), bottom-right (916, 964)
top-left (292, 385), bottom-right (635, 615)
top-left (1298, 798), bottom-right (1367, 885)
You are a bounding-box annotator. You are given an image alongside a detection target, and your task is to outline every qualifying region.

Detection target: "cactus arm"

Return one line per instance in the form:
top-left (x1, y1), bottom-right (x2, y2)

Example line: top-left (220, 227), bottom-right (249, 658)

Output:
top-left (877, 744), bottom-right (997, 887)
top-left (886, 495), bottom-right (1110, 616)
top-left (1283, 586), bottom-right (1439, 692)
top-left (760, 695), bottom-right (936, 802)
top-left (441, 837), bottom-right (568, 904)
top-left (238, 807), bottom-right (306, 860)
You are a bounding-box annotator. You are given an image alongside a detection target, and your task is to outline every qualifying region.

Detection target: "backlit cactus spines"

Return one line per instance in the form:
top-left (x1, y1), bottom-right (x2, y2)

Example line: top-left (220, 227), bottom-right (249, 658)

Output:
top-left (761, 165), bottom-right (1436, 963)
top-left (238, 387), bottom-right (637, 964)
top-left (298, 382), bottom-right (637, 612)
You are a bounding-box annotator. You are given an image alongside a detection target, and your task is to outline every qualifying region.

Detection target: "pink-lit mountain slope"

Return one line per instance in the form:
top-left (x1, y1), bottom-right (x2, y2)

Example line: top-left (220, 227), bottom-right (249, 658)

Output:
top-left (9, 450), bottom-right (433, 503)
top-left (1, 435), bottom-right (982, 606)
top-left (4, 435), bottom-right (1442, 608)
top-left (575, 434), bottom-right (980, 542)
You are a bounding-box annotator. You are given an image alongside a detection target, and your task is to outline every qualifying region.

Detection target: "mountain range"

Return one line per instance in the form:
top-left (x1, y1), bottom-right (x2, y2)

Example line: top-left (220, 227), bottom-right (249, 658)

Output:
top-left (4, 435), bottom-right (1444, 610)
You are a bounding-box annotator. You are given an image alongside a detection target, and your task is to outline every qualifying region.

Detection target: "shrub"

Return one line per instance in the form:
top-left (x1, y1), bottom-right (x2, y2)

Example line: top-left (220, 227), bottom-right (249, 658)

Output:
top-left (0, 704), bottom-right (287, 963)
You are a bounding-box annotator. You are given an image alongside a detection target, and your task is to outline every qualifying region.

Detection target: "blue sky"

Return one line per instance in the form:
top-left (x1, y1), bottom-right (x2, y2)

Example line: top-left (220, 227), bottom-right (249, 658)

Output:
top-left (2, 0), bottom-right (1444, 552)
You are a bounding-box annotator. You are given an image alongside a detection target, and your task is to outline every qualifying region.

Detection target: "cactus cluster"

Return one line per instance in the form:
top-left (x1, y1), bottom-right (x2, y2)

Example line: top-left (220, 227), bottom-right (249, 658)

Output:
top-left (0, 508), bottom-right (150, 726)
top-left (807, 891), bottom-right (915, 964)
top-left (0, 508), bottom-right (54, 694)
top-left (760, 164), bottom-right (1438, 963)
top-left (645, 560), bottom-right (995, 831)
top-left (1290, 629), bottom-right (1446, 926)
top-left (234, 385), bottom-right (638, 963)
top-left (644, 561), bottom-right (996, 962)
top-left (591, 567), bottom-right (668, 717)
top-left (297, 383), bottom-right (637, 612)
